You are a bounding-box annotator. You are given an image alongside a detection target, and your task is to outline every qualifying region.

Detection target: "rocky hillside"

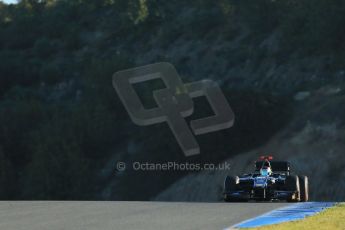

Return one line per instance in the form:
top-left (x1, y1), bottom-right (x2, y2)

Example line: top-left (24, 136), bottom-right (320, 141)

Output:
top-left (0, 0), bottom-right (345, 200)
top-left (155, 85), bottom-right (345, 201)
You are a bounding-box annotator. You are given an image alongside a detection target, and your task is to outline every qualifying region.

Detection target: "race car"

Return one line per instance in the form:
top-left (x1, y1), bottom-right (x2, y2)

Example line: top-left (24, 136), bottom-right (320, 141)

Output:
top-left (223, 156), bottom-right (309, 202)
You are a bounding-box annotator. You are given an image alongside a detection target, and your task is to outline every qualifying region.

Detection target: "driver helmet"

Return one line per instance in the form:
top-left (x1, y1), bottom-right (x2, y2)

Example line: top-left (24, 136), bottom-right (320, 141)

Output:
top-left (260, 166), bottom-right (272, 176)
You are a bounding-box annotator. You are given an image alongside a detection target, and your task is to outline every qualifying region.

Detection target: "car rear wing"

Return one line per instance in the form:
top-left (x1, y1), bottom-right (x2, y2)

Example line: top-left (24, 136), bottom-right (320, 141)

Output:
top-left (255, 161), bottom-right (290, 175)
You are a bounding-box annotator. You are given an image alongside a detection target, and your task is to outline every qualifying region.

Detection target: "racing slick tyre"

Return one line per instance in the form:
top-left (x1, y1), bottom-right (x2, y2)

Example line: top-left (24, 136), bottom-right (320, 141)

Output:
top-left (224, 176), bottom-right (241, 202)
top-left (299, 176), bottom-right (309, 202)
top-left (285, 175), bottom-right (300, 202)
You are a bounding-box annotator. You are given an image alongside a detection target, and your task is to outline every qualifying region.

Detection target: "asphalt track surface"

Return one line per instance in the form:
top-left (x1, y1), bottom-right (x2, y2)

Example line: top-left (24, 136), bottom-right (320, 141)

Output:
top-left (0, 201), bottom-right (288, 230)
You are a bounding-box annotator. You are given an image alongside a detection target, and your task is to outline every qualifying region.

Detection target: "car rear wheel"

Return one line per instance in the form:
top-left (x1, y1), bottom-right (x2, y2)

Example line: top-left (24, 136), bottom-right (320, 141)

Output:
top-left (285, 175), bottom-right (300, 202)
top-left (224, 176), bottom-right (240, 202)
top-left (299, 176), bottom-right (309, 202)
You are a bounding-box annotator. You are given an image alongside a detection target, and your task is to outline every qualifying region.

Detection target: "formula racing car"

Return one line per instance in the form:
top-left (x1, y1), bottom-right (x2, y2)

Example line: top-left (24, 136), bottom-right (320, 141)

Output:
top-left (223, 156), bottom-right (309, 202)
